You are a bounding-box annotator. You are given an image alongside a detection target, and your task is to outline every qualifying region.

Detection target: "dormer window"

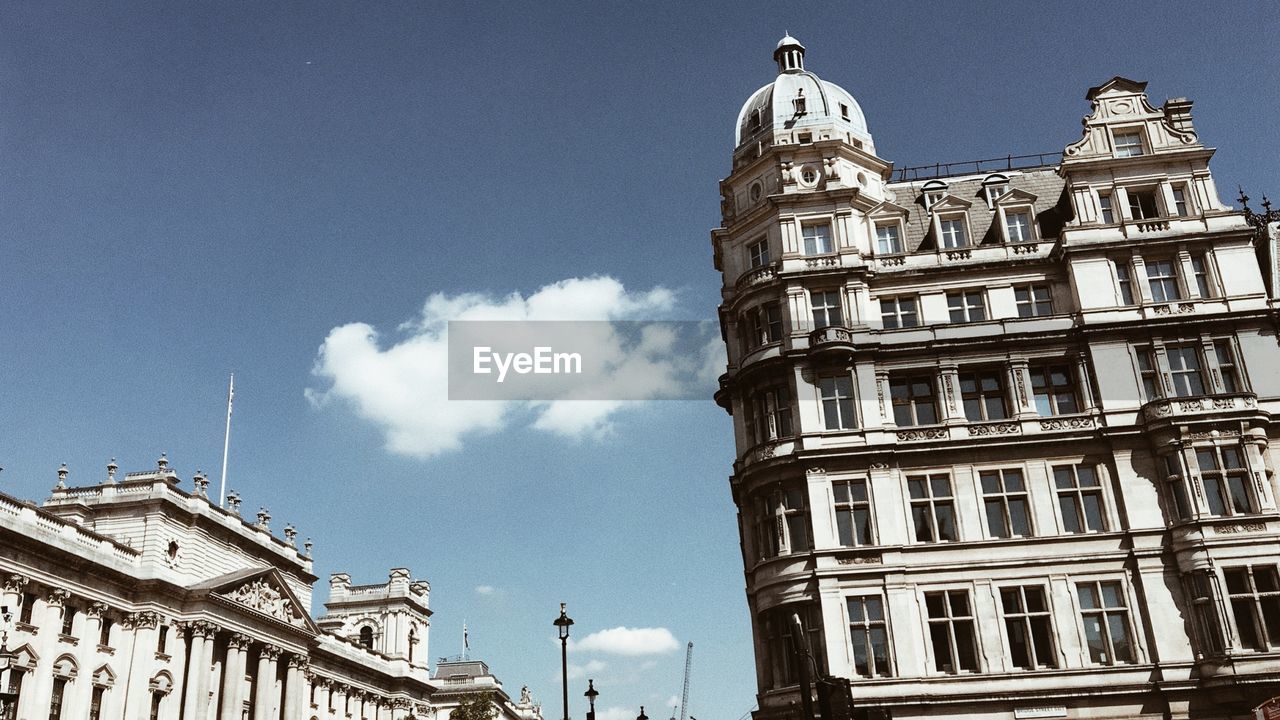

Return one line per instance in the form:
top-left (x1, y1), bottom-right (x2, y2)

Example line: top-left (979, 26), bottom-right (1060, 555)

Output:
top-left (981, 175), bottom-right (1009, 208)
top-left (750, 110), bottom-right (762, 131)
top-left (1113, 129), bottom-right (1145, 158)
top-left (939, 216), bottom-right (968, 248)
top-left (922, 181), bottom-right (947, 210)
top-left (875, 222), bottom-right (904, 254)
top-left (1005, 211), bottom-right (1032, 242)
top-left (840, 103), bottom-right (850, 121)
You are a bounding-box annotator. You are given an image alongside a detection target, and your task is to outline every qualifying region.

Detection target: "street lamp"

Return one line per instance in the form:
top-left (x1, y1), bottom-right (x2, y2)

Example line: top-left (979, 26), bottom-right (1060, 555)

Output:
top-left (553, 603), bottom-right (574, 720)
top-left (584, 679), bottom-right (598, 720)
top-left (0, 604), bottom-right (16, 720)
top-left (636, 706), bottom-right (648, 720)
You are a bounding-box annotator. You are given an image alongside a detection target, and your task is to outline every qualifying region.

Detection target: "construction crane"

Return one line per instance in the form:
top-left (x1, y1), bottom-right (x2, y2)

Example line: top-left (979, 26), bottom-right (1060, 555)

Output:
top-left (678, 642), bottom-right (693, 720)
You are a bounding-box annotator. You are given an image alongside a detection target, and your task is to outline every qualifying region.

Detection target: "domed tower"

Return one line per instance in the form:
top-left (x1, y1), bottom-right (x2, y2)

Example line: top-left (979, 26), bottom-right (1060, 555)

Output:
top-left (712, 36), bottom-right (895, 717)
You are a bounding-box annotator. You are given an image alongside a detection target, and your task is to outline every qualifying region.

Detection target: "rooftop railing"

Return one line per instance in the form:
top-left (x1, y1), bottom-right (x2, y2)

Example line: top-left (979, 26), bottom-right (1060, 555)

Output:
top-left (893, 152), bottom-right (1061, 183)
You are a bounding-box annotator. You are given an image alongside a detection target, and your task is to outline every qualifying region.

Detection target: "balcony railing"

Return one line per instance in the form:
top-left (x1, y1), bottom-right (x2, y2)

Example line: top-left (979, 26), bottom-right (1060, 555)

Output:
top-left (1141, 392), bottom-right (1259, 422)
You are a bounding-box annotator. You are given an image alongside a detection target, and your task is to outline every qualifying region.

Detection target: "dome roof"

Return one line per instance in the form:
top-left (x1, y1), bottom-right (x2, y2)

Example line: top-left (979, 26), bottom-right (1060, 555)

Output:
top-left (734, 37), bottom-right (872, 150)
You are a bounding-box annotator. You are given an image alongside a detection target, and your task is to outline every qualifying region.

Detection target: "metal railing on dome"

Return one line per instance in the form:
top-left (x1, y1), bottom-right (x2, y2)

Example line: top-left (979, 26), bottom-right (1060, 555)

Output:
top-left (893, 152), bottom-right (1061, 183)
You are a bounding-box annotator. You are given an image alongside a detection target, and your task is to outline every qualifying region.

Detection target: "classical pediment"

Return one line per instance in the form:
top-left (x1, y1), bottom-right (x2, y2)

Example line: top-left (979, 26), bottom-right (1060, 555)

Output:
top-left (194, 567), bottom-right (319, 633)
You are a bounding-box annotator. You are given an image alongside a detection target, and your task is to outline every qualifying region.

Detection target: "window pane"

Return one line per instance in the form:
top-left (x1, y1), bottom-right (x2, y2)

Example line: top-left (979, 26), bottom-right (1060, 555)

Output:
top-left (1083, 494), bottom-right (1105, 531)
top-left (1060, 496), bottom-right (1082, 534)
top-left (1082, 616), bottom-right (1106, 662)
top-left (1009, 499), bottom-right (1030, 536)
top-left (935, 503), bottom-right (956, 541)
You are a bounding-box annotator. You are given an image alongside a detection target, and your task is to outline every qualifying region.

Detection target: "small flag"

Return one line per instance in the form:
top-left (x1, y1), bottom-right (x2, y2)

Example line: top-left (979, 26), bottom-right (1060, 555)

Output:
top-left (464, 622), bottom-right (469, 649)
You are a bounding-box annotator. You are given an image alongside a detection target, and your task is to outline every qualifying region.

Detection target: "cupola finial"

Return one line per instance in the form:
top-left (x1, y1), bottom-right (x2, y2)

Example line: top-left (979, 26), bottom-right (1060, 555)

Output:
top-left (774, 34), bottom-right (805, 73)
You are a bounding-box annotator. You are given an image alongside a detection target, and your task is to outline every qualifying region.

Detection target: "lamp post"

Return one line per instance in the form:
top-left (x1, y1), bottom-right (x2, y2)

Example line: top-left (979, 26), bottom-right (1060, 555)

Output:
top-left (584, 679), bottom-right (598, 720)
top-left (0, 604), bottom-right (16, 720)
top-left (636, 707), bottom-right (648, 720)
top-left (553, 603), bottom-right (574, 720)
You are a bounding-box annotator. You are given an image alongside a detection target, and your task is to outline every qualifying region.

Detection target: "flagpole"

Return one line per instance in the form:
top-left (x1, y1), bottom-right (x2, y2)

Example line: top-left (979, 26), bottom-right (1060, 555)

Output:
top-left (219, 373), bottom-right (234, 507)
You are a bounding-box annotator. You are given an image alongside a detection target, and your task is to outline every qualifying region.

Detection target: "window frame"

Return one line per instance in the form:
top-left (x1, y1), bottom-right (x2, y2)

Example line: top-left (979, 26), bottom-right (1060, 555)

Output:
top-left (1145, 257), bottom-right (1182, 303)
top-left (1112, 129), bottom-right (1146, 158)
top-left (907, 473), bottom-right (958, 543)
top-left (833, 478), bottom-right (873, 547)
top-left (818, 375), bottom-right (857, 431)
top-left (1165, 343), bottom-right (1207, 397)
top-left (810, 289), bottom-right (844, 329)
top-left (978, 467), bottom-right (1033, 539)
top-left (946, 289), bottom-right (986, 323)
top-left (1114, 258), bottom-right (1135, 304)
top-left (924, 589), bottom-right (981, 674)
top-left (1000, 585), bottom-right (1059, 670)
top-left (1223, 565), bottom-right (1280, 651)
top-left (1053, 463), bottom-right (1109, 533)
top-left (1001, 207), bottom-right (1035, 243)
top-left (959, 368), bottom-right (1009, 422)
top-left (879, 296), bottom-right (918, 330)
top-left (747, 238), bottom-right (771, 269)
top-left (1196, 445), bottom-right (1254, 517)
top-left (846, 595), bottom-right (892, 677)
top-left (801, 221), bottom-right (834, 256)
top-left (1076, 580), bottom-right (1137, 666)
top-left (938, 214), bottom-right (969, 249)
top-left (890, 373), bottom-right (939, 427)
top-left (874, 221), bottom-right (905, 255)
top-left (1013, 284), bottom-right (1053, 318)
top-left (1098, 191), bottom-right (1116, 224)
top-left (1028, 362), bottom-right (1081, 416)
top-left (1125, 187), bottom-right (1161, 220)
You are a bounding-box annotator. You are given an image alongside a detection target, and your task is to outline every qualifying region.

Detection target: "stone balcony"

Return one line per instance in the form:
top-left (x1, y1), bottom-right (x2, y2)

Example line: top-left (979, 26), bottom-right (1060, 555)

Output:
top-left (1140, 392), bottom-right (1259, 423)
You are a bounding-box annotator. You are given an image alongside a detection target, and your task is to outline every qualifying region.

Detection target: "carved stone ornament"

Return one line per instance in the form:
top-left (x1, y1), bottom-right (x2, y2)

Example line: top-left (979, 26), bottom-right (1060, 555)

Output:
top-left (47, 588), bottom-right (71, 606)
top-left (227, 632), bottom-right (252, 650)
top-left (836, 555), bottom-right (882, 565)
top-left (124, 611), bottom-right (160, 630)
top-left (223, 578), bottom-right (306, 627)
top-left (288, 654), bottom-right (310, 670)
top-left (4, 573), bottom-right (30, 593)
top-left (86, 602), bottom-right (108, 619)
top-left (260, 644), bottom-right (283, 660)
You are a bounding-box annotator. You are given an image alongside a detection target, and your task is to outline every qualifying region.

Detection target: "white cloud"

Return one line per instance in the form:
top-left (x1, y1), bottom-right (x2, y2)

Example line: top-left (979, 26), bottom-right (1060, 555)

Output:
top-left (559, 659), bottom-right (608, 681)
top-left (570, 627), bottom-right (679, 656)
top-left (474, 585), bottom-right (496, 595)
top-left (306, 276), bottom-right (711, 458)
top-left (598, 708), bottom-right (638, 720)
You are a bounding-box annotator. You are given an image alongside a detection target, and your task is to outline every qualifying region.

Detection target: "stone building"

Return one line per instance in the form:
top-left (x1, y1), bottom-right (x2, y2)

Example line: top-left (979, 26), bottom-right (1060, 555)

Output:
top-left (712, 37), bottom-right (1280, 719)
top-left (0, 458), bottom-right (541, 720)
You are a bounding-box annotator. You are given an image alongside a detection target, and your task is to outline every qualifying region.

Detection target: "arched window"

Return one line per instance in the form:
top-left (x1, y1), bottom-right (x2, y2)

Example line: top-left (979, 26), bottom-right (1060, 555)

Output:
top-left (359, 626), bottom-right (374, 649)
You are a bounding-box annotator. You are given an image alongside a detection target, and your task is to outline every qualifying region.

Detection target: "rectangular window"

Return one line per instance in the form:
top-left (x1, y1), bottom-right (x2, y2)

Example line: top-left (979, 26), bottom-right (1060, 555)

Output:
top-left (818, 376), bottom-right (856, 431)
top-left (925, 590), bottom-right (979, 673)
top-left (1165, 454), bottom-right (1192, 521)
top-left (760, 604), bottom-right (826, 688)
top-left (782, 487), bottom-right (810, 553)
top-left (746, 302), bottom-right (783, 349)
top-left (875, 223), bottom-right (904, 254)
top-left (19, 592), bottom-right (35, 625)
top-left (847, 596), bottom-right (891, 677)
top-left (1166, 344), bottom-right (1205, 397)
top-left (959, 369), bottom-right (1008, 421)
top-left (946, 290), bottom-right (986, 323)
top-left (908, 474), bottom-right (957, 542)
top-left (1054, 464), bottom-right (1107, 533)
top-left (1224, 566), bottom-right (1280, 651)
top-left (1145, 259), bottom-right (1181, 302)
top-left (1099, 192), bottom-right (1115, 224)
top-left (1077, 581), bottom-right (1135, 665)
top-left (749, 386), bottom-right (793, 444)
top-left (1188, 571), bottom-right (1226, 655)
top-left (1214, 340), bottom-right (1239, 393)
top-left (1029, 363), bottom-right (1080, 416)
top-left (840, 103), bottom-right (850, 121)
top-left (984, 182), bottom-right (1008, 207)
top-left (939, 217), bottom-right (967, 248)
top-left (1014, 285), bottom-right (1053, 317)
top-left (810, 290), bottom-right (843, 329)
top-left (6, 669), bottom-right (24, 715)
top-left (1136, 346), bottom-right (1161, 400)
top-left (89, 686), bottom-right (105, 720)
top-left (803, 223), bottom-right (833, 255)
top-left (879, 296), bottom-right (918, 329)
top-left (748, 239), bottom-right (770, 268)
top-left (1114, 260), bottom-right (1134, 304)
top-left (1197, 446), bottom-right (1253, 516)
top-left (150, 692), bottom-right (163, 720)
top-left (1113, 130), bottom-right (1144, 157)
top-left (980, 468), bottom-right (1032, 538)
top-left (1190, 254), bottom-right (1211, 298)
top-left (1005, 210), bottom-right (1032, 242)
top-left (61, 606), bottom-right (75, 636)
top-left (49, 677), bottom-right (67, 720)
top-left (157, 624), bottom-right (168, 655)
top-left (1172, 185), bottom-right (1190, 216)
top-left (1001, 586), bottom-right (1058, 669)
top-left (890, 374), bottom-right (937, 426)
top-left (1126, 189), bottom-right (1159, 219)
top-left (834, 479), bottom-right (873, 547)
top-left (99, 617), bottom-right (113, 647)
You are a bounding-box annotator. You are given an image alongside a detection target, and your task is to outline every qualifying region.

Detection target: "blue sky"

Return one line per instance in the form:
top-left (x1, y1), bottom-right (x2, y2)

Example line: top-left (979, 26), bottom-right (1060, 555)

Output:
top-left (1, 2), bottom-right (1277, 718)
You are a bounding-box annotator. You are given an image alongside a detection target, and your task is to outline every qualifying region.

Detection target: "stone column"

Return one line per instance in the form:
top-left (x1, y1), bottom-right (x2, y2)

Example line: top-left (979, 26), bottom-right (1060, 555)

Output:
top-left (69, 602), bottom-right (107, 718)
top-left (938, 363), bottom-right (964, 423)
top-left (1007, 359), bottom-right (1036, 418)
top-left (333, 684), bottom-right (349, 719)
top-left (123, 611), bottom-right (161, 719)
top-left (220, 633), bottom-right (250, 720)
top-left (162, 623), bottom-right (190, 720)
top-left (282, 655), bottom-right (306, 719)
top-left (182, 623), bottom-right (215, 720)
top-left (26, 587), bottom-right (69, 718)
top-left (252, 645), bottom-right (281, 720)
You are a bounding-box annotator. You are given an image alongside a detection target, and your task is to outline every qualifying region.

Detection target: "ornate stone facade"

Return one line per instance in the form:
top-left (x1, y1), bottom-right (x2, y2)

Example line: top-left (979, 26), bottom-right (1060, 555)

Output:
top-left (0, 463), bottom-right (541, 720)
top-left (713, 37), bottom-right (1280, 719)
